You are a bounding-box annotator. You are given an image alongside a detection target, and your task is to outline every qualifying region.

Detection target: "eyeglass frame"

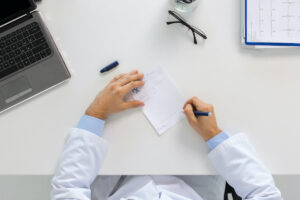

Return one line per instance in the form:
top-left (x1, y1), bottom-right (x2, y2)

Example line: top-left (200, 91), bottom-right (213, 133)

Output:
top-left (166, 10), bottom-right (207, 44)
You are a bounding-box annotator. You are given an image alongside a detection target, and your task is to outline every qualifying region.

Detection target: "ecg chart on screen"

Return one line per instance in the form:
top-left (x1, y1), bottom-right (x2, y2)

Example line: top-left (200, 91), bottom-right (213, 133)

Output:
top-left (249, 0), bottom-right (300, 42)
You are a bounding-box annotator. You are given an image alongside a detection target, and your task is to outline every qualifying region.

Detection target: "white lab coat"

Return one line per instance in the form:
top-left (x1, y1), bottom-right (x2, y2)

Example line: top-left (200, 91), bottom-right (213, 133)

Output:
top-left (51, 128), bottom-right (282, 200)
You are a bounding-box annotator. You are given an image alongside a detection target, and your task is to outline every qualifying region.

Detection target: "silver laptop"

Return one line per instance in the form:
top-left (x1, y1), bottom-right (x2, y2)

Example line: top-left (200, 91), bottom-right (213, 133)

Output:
top-left (0, 0), bottom-right (71, 113)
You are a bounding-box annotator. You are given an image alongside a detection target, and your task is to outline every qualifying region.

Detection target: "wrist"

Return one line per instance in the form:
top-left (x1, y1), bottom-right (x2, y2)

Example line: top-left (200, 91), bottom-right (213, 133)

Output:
top-left (203, 128), bottom-right (222, 141)
top-left (85, 107), bottom-right (108, 120)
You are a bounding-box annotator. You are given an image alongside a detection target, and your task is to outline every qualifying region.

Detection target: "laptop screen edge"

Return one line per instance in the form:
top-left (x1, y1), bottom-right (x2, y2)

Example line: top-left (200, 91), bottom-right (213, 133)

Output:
top-left (0, 0), bottom-right (37, 27)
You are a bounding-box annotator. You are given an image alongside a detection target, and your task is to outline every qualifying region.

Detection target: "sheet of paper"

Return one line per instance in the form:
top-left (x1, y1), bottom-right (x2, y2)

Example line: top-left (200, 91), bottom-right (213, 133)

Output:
top-left (246, 0), bottom-right (300, 43)
top-left (129, 68), bottom-right (186, 135)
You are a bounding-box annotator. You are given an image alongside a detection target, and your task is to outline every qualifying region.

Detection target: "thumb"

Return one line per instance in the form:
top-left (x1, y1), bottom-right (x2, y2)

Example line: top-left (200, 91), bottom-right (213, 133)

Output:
top-left (123, 100), bottom-right (144, 109)
top-left (184, 104), bottom-right (197, 125)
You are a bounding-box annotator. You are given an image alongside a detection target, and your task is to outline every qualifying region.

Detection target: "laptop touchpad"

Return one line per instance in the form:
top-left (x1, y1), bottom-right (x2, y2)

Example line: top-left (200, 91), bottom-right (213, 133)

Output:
top-left (1, 77), bottom-right (33, 104)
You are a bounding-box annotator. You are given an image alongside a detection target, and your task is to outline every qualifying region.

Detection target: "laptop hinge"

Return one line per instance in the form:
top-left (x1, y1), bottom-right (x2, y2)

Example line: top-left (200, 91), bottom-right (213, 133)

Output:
top-left (0, 13), bottom-right (33, 34)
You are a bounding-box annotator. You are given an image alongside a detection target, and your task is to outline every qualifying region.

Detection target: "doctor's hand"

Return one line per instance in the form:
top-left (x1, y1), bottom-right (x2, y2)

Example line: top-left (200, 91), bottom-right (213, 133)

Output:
top-left (85, 70), bottom-right (145, 120)
top-left (183, 97), bottom-right (222, 141)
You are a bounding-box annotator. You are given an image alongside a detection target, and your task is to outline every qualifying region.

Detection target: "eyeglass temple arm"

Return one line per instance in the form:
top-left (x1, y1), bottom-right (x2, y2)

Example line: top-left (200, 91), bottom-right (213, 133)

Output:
top-left (166, 21), bottom-right (182, 25)
top-left (192, 28), bottom-right (207, 39)
top-left (192, 30), bottom-right (197, 44)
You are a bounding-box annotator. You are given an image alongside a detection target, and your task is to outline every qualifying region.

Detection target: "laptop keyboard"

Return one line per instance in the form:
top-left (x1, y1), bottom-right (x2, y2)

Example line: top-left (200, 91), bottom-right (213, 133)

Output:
top-left (0, 22), bottom-right (52, 80)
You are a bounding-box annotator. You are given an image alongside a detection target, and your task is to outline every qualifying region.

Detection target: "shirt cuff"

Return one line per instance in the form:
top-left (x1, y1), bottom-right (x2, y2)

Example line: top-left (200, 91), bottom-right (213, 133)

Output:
top-left (77, 115), bottom-right (105, 137)
top-left (206, 131), bottom-right (230, 150)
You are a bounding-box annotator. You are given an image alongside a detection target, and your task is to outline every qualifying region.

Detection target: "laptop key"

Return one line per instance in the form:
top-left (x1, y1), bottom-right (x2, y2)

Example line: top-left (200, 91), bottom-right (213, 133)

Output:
top-left (34, 32), bottom-right (43, 39)
top-left (29, 57), bottom-right (36, 63)
top-left (11, 37), bottom-right (17, 43)
top-left (28, 26), bottom-right (40, 34)
top-left (45, 49), bottom-right (51, 56)
top-left (16, 29), bottom-right (22, 34)
top-left (3, 62), bottom-right (9, 68)
top-left (20, 46), bottom-right (27, 53)
top-left (26, 51), bottom-right (33, 57)
top-left (5, 40), bottom-right (11, 46)
top-left (17, 41), bottom-right (23, 47)
top-left (40, 50), bottom-right (47, 58)
top-left (17, 34), bottom-right (24, 40)
top-left (35, 54), bottom-right (41, 60)
top-left (15, 49), bottom-right (21, 55)
top-left (23, 38), bottom-right (29, 45)
top-left (31, 22), bottom-right (38, 27)
top-left (9, 52), bottom-right (15, 58)
top-left (15, 56), bottom-right (21, 63)
top-left (23, 59), bottom-right (30, 66)
top-left (32, 38), bottom-right (46, 47)
top-left (32, 44), bottom-right (48, 54)
top-left (17, 62), bottom-right (25, 69)
top-left (23, 31), bottom-right (29, 38)
top-left (5, 46), bottom-right (12, 52)
top-left (28, 36), bottom-right (35, 42)
top-left (4, 55), bottom-right (9, 60)
top-left (11, 44), bottom-right (17, 50)
top-left (26, 44), bottom-right (33, 50)
top-left (20, 54), bottom-right (27, 60)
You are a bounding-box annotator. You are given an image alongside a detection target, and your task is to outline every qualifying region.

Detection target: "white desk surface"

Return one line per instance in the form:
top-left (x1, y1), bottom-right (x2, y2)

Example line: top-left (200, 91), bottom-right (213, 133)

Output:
top-left (1, 0), bottom-right (300, 175)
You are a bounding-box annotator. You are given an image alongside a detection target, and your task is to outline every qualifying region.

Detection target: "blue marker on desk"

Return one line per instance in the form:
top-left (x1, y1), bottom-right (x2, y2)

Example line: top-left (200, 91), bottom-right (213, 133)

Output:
top-left (193, 111), bottom-right (212, 117)
top-left (100, 61), bottom-right (119, 73)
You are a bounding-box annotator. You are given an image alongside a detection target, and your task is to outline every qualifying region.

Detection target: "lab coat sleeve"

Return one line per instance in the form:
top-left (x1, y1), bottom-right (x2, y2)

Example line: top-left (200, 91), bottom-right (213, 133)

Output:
top-left (208, 133), bottom-right (282, 200)
top-left (51, 128), bottom-right (109, 200)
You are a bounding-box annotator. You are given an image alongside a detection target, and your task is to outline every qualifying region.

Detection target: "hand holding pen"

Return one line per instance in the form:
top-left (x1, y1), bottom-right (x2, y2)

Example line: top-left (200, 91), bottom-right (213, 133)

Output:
top-left (183, 97), bottom-right (222, 141)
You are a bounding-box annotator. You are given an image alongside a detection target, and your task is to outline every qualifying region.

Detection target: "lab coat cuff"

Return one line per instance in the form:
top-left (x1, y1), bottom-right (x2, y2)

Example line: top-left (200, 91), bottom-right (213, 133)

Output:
top-left (77, 115), bottom-right (105, 137)
top-left (206, 131), bottom-right (230, 150)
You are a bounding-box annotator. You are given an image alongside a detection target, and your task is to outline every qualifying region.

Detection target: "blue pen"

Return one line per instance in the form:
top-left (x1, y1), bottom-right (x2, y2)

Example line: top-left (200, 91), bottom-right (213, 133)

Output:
top-left (193, 111), bottom-right (212, 117)
top-left (100, 61), bottom-right (119, 73)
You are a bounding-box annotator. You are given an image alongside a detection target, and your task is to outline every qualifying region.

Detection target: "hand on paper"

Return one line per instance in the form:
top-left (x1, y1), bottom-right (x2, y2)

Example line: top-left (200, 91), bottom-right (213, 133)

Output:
top-left (85, 70), bottom-right (145, 120)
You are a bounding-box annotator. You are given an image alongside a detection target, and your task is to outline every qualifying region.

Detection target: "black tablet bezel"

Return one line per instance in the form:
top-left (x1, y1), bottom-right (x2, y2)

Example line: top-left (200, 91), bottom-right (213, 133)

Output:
top-left (0, 0), bottom-right (37, 26)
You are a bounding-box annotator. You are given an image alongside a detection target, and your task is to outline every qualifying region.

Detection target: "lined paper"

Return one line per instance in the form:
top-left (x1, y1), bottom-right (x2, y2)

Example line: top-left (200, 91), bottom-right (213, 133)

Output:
top-left (129, 68), bottom-right (186, 135)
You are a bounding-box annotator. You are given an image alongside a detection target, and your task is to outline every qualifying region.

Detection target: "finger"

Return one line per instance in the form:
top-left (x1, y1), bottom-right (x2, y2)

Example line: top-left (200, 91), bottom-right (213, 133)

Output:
top-left (129, 70), bottom-right (139, 75)
top-left (183, 97), bottom-right (200, 109)
top-left (111, 70), bottom-right (138, 84)
top-left (122, 100), bottom-right (144, 110)
top-left (183, 99), bottom-right (191, 109)
top-left (122, 80), bottom-right (145, 95)
top-left (184, 97), bottom-right (200, 108)
top-left (112, 70), bottom-right (138, 83)
top-left (118, 73), bottom-right (144, 86)
top-left (111, 73), bottom-right (126, 83)
top-left (184, 97), bottom-right (211, 112)
top-left (184, 104), bottom-right (198, 125)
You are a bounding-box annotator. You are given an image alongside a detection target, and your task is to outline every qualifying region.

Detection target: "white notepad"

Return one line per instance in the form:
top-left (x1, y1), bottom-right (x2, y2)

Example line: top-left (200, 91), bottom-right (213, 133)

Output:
top-left (129, 68), bottom-right (186, 135)
top-left (246, 0), bottom-right (300, 45)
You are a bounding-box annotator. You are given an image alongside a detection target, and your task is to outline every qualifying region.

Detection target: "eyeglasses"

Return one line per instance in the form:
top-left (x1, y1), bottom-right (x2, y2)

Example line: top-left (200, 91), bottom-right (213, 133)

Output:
top-left (177, 0), bottom-right (193, 3)
top-left (166, 10), bottom-right (207, 44)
